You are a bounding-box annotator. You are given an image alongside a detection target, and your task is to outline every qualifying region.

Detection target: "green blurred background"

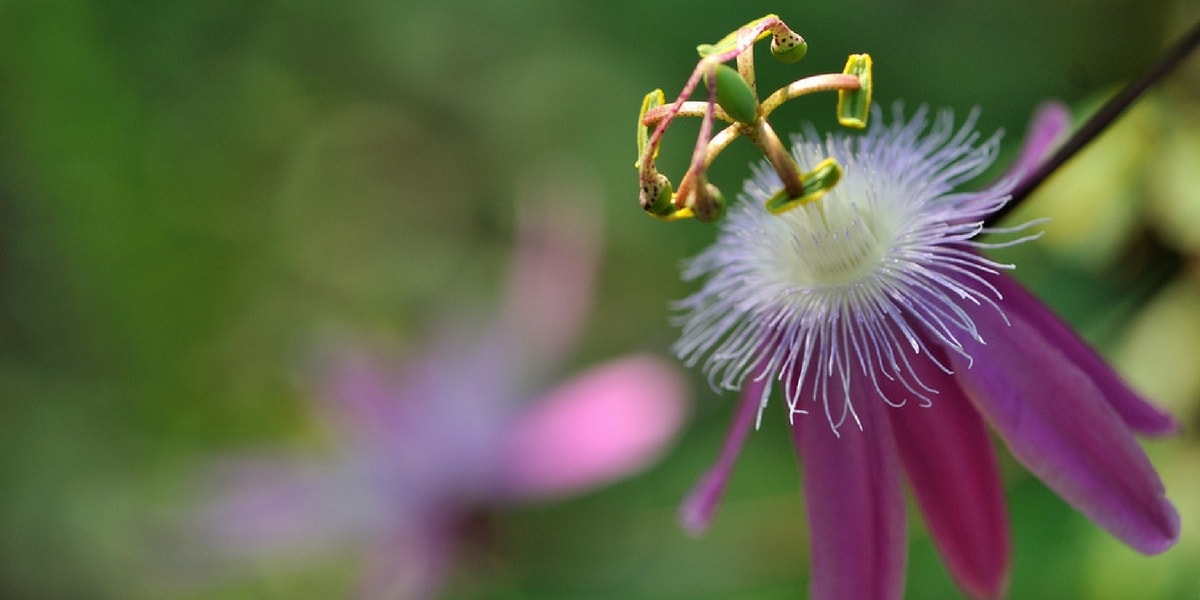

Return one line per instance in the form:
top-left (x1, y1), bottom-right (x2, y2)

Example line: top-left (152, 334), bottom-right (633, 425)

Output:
top-left (2, 0), bottom-right (1199, 598)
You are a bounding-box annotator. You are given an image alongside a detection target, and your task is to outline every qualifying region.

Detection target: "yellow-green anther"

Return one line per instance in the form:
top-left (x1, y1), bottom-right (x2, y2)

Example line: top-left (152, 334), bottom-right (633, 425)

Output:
top-left (650, 206), bottom-right (695, 222)
top-left (770, 31), bottom-right (807, 64)
top-left (635, 89), bottom-right (666, 167)
top-left (837, 54), bottom-right (873, 129)
top-left (800, 157), bottom-right (842, 199)
top-left (703, 63), bottom-right (760, 125)
top-left (763, 158), bottom-right (843, 214)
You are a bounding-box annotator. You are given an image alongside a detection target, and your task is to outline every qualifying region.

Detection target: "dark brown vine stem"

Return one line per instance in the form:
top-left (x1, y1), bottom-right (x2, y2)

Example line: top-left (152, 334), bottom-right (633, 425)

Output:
top-left (985, 19), bottom-right (1200, 228)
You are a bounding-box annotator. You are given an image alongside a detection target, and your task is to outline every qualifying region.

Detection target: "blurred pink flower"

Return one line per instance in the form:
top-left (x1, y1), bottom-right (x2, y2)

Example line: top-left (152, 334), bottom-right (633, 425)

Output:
top-left (674, 103), bottom-right (1180, 600)
top-left (185, 179), bottom-right (688, 598)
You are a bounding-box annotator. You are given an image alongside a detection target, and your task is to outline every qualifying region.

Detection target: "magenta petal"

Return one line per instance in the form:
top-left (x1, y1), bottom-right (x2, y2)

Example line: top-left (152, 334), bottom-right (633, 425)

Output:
top-left (793, 375), bottom-right (907, 600)
top-left (677, 368), bottom-right (767, 534)
top-left (947, 298), bottom-right (1180, 554)
top-left (501, 355), bottom-right (687, 500)
top-left (886, 347), bottom-right (1011, 600)
top-left (989, 271), bottom-right (1179, 435)
top-left (318, 349), bottom-right (408, 443)
top-left (997, 101), bottom-right (1071, 188)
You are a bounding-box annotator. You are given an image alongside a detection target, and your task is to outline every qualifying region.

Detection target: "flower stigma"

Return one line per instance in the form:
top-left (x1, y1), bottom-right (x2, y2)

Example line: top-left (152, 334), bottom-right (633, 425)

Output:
top-left (634, 14), bottom-right (870, 222)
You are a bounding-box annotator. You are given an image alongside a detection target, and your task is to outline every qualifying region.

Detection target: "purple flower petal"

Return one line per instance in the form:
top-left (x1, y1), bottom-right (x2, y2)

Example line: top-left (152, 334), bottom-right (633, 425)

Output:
top-left (678, 367), bottom-right (768, 534)
top-left (947, 289), bottom-right (1180, 555)
top-left (318, 348), bottom-right (411, 444)
top-left (886, 346), bottom-right (1011, 600)
top-left (792, 372), bottom-right (907, 600)
top-left (996, 101), bottom-right (1072, 189)
top-left (989, 271), bottom-right (1179, 435)
top-left (500, 355), bottom-right (687, 500)
top-left (187, 458), bottom-right (376, 559)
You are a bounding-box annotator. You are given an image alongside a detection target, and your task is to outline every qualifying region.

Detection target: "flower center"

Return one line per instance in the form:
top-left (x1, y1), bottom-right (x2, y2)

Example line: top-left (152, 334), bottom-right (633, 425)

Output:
top-left (674, 105), bottom-right (1020, 433)
top-left (763, 180), bottom-right (894, 289)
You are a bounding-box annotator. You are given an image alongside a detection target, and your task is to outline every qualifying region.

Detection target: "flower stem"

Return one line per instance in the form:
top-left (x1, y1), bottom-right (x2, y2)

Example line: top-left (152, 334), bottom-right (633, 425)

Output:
top-left (986, 19), bottom-right (1200, 227)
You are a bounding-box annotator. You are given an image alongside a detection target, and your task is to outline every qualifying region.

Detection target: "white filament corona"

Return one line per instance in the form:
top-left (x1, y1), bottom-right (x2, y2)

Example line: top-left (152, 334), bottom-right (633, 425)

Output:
top-left (674, 104), bottom-right (1039, 433)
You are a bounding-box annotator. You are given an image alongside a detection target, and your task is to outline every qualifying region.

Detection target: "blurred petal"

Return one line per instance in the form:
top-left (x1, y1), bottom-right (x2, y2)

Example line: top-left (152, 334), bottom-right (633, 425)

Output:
top-left (500, 170), bottom-right (603, 367)
top-left (356, 519), bottom-right (454, 600)
top-left (948, 294), bottom-right (1181, 554)
top-left (997, 101), bottom-right (1072, 188)
top-left (501, 355), bottom-right (688, 499)
top-left (186, 458), bottom-right (376, 559)
top-left (317, 348), bottom-right (409, 442)
top-left (793, 372), bottom-right (907, 600)
top-left (886, 346), bottom-right (1010, 600)
top-left (988, 271), bottom-right (1179, 435)
top-left (678, 365), bottom-right (768, 534)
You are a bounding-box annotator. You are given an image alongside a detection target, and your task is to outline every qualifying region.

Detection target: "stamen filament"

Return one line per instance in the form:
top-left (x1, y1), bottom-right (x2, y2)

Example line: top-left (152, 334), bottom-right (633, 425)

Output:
top-left (643, 102), bottom-right (737, 125)
top-left (761, 73), bottom-right (861, 115)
